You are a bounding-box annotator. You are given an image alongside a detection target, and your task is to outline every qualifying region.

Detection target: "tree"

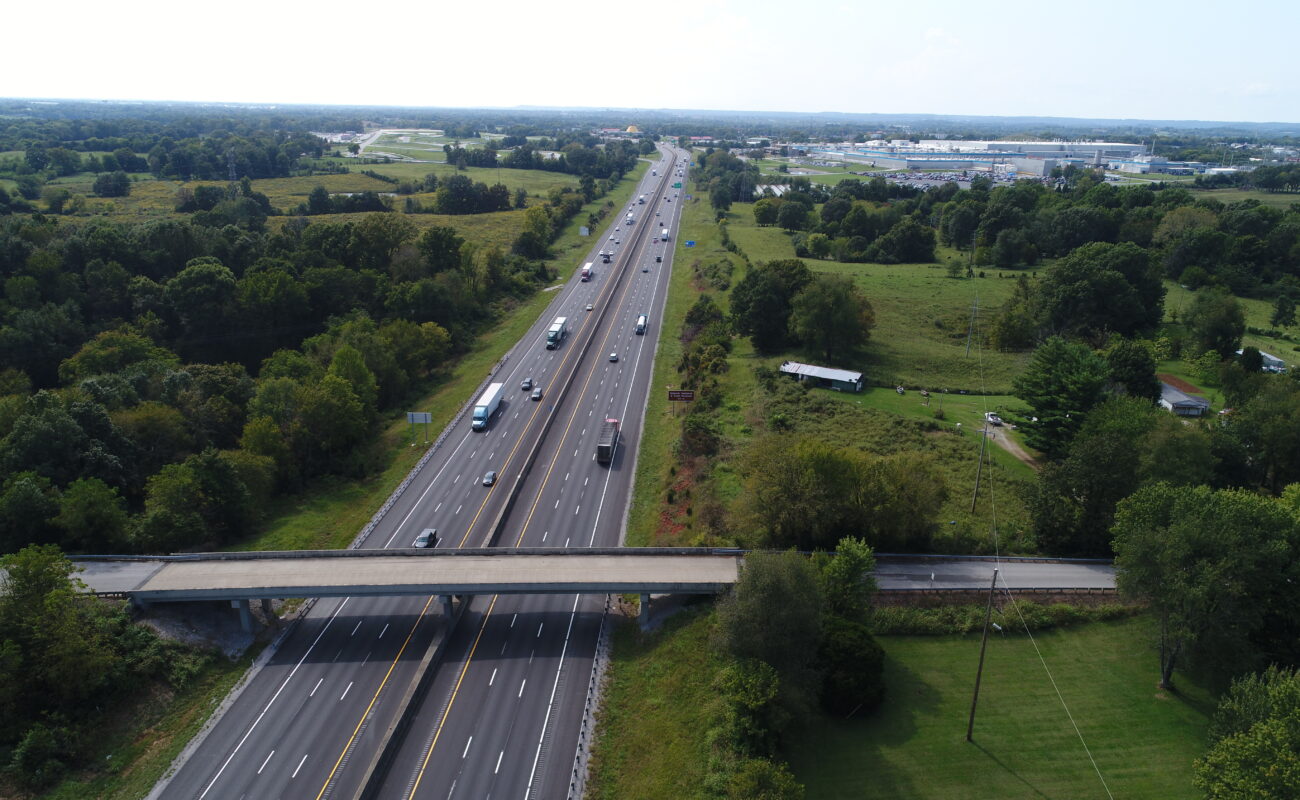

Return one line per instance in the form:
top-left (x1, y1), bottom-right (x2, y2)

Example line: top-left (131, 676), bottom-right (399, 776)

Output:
top-left (727, 759), bottom-right (804, 800)
top-left (869, 217), bottom-right (936, 263)
top-left (730, 260), bottom-right (812, 353)
top-left (1104, 338), bottom-right (1161, 402)
top-left (715, 551), bottom-right (823, 717)
top-left (0, 472), bottom-right (61, 553)
top-left (753, 198), bottom-right (780, 226)
top-left (1012, 336), bottom-right (1110, 456)
top-left (811, 537), bottom-right (877, 621)
top-left (137, 449), bottom-right (255, 550)
top-left (711, 184), bottom-right (733, 212)
top-left (1270, 295), bottom-right (1296, 329)
top-left (1027, 396), bottom-right (1158, 556)
top-left (1196, 668), bottom-right (1300, 800)
top-left (789, 274), bottom-right (874, 363)
top-left (1112, 484), bottom-right (1300, 688)
top-left (54, 477), bottom-right (129, 552)
top-left (777, 201), bottom-right (809, 232)
top-left (327, 344), bottom-right (379, 417)
top-left (1036, 242), bottom-right (1164, 341)
top-left (1185, 287), bottom-right (1246, 359)
top-left (417, 225), bottom-right (465, 274)
top-left (92, 171), bottom-right (131, 198)
top-left (1238, 345), bottom-right (1264, 373)
top-left (352, 213), bottom-right (416, 270)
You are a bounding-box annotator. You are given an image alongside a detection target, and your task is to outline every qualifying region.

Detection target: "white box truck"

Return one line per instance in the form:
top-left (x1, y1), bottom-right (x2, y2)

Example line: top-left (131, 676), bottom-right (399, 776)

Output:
top-left (546, 316), bottom-right (569, 349)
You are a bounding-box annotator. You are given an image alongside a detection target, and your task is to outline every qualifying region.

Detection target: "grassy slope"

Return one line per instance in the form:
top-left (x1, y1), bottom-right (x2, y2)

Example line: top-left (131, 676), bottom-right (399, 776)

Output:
top-left (586, 609), bottom-right (719, 800)
top-left (38, 653), bottom-right (253, 800)
top-left (790, 616), bottom-right (1214, 800)
top-left (587, 612), bottom-right (1213, 800)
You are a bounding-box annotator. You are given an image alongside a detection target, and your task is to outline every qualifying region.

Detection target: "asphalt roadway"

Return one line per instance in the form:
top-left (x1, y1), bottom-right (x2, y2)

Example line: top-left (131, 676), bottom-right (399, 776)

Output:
top-left (154, 147), bottom-right (688, 800)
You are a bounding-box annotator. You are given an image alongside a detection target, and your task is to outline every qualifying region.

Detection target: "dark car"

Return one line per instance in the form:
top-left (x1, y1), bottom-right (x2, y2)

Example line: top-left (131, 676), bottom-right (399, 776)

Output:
top-left (655, 255), bottom-right (662, 262)
top-left (531, 387), bottom-right (543, 401)
top-left (521, 378), bottom-right (533, 391)
top-left (483, 470), bottom-right (497, 486)
top-left (413, 528), bottom-right (437, 548)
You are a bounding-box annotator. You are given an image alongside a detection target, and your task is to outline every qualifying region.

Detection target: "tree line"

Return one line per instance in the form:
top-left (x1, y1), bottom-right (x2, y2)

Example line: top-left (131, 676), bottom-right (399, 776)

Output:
top-left (0, 181), bottom-right (595, 555)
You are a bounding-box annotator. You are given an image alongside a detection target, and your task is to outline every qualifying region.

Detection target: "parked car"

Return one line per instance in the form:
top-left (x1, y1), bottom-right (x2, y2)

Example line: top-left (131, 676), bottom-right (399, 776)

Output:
top-left (483, 470), bottom-right (497, 486)
top-left (413, 528), bottom-right (437, 548)
top-left (985, 412), bottom-right (1003, 426)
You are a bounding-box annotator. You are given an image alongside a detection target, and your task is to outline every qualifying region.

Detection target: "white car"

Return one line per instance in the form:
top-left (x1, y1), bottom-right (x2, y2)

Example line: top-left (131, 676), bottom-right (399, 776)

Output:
top-left (609, 352), bottom-right (619, 362)
top-left (984, 412), bottom-right (1003, 427)
top-left (586, 303), bottom-right (594, 311)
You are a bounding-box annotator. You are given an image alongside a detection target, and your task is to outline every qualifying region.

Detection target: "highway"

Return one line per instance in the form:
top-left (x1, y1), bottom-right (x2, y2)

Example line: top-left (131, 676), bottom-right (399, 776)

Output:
top-left (157, 147), bottom-right (689, 800)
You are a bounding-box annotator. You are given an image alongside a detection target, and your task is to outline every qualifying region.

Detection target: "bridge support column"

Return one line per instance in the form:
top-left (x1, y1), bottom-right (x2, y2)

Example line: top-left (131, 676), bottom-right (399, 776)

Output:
top-left (639, 593), bottom-right (651, 631)
top-left (440, 595), bottom-right (454, 618)
top-left (235, 598), bottom-right (253, 633)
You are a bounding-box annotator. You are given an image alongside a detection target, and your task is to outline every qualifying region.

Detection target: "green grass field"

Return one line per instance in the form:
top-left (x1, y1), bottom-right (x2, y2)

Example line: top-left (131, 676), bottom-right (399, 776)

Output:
top-left (1165, 280), bottom-right (1300, 366)
top-left (790, 616), bottom-right (1213, 799)
top-left (1188, 187), bottom-right (1300, 209)
top-left (307, 158), bottom-right (579, 197)
top-left (588, 611), bottom-right (1213, 800)
top-left (723, 206), bottom-right (1032, 393)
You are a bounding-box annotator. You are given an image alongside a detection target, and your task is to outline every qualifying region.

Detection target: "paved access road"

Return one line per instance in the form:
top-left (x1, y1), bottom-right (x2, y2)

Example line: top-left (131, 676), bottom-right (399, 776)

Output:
top-left (155, 148), bottom-right (686, 800)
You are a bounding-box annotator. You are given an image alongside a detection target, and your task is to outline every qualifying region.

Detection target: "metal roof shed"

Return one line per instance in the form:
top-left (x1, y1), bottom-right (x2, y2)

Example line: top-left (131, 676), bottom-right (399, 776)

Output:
top-left (779, 361), bottom-right (863, 393)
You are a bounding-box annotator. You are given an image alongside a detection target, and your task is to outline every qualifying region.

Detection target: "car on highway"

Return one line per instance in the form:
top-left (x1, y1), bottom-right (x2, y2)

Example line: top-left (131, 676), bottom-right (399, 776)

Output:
top-left (642, 265), bottom-right (649, 272)
top-left (586, 303), bottom-right (593, 311)
top-left (483, 470), bottom-right (497, 486)
top-left (531, 387), bottom-right (543, 401)
top-left (609, 352), bottom-right (619, 362)
top-left (521, 378), bottom-right (533, 390)
top-left (615, 239), bottom-right (620, 244)
top-left (413, 528), bottom-right (437, 548)
top-left (655, 255), bottom-right (662, 262)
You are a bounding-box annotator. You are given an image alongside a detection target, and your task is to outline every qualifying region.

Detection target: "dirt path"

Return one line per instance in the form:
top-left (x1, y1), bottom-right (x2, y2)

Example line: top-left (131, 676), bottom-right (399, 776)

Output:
top-left (984, 426), bottom-right (1039, 470)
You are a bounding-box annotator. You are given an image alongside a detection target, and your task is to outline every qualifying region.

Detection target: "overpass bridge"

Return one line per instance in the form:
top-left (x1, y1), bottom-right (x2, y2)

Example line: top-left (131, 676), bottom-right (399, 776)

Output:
top-left (65, 548), bottom-right (1115, 631)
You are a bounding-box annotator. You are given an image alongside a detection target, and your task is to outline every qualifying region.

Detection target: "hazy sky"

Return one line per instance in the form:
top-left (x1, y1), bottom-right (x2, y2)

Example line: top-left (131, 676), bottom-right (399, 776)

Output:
top-left (4, 0), bottom-right (1296, 122)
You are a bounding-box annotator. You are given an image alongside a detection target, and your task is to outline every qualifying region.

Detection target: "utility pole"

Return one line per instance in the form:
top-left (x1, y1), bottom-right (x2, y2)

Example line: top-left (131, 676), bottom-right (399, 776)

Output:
top-left (971, 427), bottom-right (988, 512)
top-left (966, 568), bottom-right (1000, 742)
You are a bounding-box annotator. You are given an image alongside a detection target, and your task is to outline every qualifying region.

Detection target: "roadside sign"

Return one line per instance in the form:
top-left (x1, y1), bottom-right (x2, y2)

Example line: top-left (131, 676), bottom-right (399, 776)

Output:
top-left (407, 412), bottom-right (432, 424)
top-left (672, 182), bottom-right (682, 188)
top-left (579, 226), bottom-right (589, 236)
top-left (685, 241), bottom-right (695, 247)
top-left (668, 390), bottom-right (695, 402)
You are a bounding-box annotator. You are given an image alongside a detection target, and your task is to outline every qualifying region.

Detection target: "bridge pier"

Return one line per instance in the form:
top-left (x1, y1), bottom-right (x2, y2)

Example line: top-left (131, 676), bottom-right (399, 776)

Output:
top-left (639, 593), bottom-right (651, 631)
top-left (439, 595), bottom-right (455, 618)
top-left (235, 598), bottom-right (252, 633)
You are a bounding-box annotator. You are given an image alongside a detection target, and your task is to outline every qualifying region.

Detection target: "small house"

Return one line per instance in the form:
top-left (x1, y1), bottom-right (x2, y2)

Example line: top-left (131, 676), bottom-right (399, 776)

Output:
top-left (1159, 382), bottom-right (1210, 417)
top-left (778, 361), bottom-right (863, 393)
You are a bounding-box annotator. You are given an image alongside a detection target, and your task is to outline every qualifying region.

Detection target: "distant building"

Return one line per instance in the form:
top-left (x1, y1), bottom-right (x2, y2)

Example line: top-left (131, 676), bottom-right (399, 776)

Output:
top-left (779, 361), bottom-right (863, 393)
top-left (1159, 382), bottom-right (1211, 417)
top-left (1236, 349), bottom-right (1288, 373)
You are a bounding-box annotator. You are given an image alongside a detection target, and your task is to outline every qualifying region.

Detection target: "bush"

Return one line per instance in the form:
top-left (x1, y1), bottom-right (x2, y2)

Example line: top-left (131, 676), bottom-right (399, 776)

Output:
top-left (870, 601), bottom-right (1137, 635)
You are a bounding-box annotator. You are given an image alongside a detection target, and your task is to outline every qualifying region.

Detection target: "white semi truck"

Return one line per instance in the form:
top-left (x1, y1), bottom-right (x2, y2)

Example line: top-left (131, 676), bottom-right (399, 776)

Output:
top-left (546, 316), bottom-right (569, 349)
top-left (471, 382), bottom-right (504, 431)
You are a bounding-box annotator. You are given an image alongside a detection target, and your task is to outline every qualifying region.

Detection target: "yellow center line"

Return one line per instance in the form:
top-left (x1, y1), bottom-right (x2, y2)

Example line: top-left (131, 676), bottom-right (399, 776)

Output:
top-left (404, 595), bottom-right (500, 800)
top-left (314, 595), bottom-right (436, 800)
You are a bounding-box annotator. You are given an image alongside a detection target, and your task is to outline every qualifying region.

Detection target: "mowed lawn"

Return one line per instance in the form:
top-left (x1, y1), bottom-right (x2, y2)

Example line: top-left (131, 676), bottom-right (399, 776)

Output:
top-left (724, 208), bottom-right (1031, 393)
top-left (789, 616), bottom-right (1214, 800)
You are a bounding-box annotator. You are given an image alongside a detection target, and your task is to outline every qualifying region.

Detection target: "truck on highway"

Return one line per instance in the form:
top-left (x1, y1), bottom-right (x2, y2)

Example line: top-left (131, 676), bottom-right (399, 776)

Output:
top-left (596, 418), bottom-right (620, 465)
top-left (625, 213), bottom-right (635, 226)
top-left (635, 314), bottom-right (647, 335)
top-left (638, 194), bottom-right (646, 204)
top-left (580, 262), bottom-right (593, 281)
top-left (660, 228), bottom-right (669, 241)
top-left (471, 382), bottom-right (504, 431)
top-left (546, 316), bottom-right (569, 349)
